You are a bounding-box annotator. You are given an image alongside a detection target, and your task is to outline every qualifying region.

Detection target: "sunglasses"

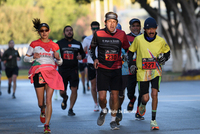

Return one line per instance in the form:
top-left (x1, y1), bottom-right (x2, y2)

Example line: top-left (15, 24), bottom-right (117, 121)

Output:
top-left (92, 27), bottom-right (99, 30)
top-left (39, 29), bottom-right (49, 33)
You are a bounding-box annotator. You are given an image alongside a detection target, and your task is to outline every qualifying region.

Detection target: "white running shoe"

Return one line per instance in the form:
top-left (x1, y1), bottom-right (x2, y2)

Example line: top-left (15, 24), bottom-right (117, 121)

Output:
top-left (94, 104), bottom-right (99, 112)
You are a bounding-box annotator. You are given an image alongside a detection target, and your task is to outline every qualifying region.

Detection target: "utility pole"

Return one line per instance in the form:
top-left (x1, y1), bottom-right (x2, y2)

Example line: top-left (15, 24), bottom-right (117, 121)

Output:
top-left (95, 0), bottom-right (101, 26)
top-left (158, 0), bottom-right (162, 36)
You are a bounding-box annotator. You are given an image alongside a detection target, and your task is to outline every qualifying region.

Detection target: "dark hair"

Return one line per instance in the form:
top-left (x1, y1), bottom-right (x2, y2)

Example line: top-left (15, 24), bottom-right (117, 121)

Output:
top-left (63, 25), bottom-right (73, 33)
top-left (82, 35), bottom-right (87, 40)
top-left (90, 21), bottom-right (100, 27)
top-left (32, 18), bottom-right (41, 31)
top-left (8, 40), bottom-right (14, 44)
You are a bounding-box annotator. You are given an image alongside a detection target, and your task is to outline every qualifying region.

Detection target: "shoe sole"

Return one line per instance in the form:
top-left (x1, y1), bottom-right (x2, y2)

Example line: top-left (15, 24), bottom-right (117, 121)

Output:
top-left (151, 127), bottom-right (159, 130)
top-left (111, 127), bottom-right (120, 130)
top-left (135, 117), bottom-right (145, 121)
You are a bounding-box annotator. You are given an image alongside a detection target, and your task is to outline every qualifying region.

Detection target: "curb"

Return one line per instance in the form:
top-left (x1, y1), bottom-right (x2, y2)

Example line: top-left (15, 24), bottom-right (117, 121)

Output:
top-left (162, 75), bottom-right (200, 82)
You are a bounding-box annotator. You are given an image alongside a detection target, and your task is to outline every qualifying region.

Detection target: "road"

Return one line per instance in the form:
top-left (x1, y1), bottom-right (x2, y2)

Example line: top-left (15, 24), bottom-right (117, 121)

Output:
top-left (0, 79), bottom-right (200, 134)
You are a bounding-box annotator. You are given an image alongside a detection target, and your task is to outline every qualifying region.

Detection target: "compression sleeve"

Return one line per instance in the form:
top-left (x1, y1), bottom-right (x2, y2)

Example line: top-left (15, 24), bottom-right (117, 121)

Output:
top-left (128, 51), bottom-right (136, 68)
top-left (164, 50), bottom-right (170, 61)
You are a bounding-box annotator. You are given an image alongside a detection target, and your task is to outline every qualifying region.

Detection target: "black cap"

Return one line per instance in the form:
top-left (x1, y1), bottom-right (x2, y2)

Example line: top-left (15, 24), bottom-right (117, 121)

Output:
top-left (144, 17), bottom-right (157, 29)
top-left (38, 23), bottom-right (50, 30)
top-left (105, 12), bottom-right (118, 22)
top-left (129, 18), bottom-right (140, 25)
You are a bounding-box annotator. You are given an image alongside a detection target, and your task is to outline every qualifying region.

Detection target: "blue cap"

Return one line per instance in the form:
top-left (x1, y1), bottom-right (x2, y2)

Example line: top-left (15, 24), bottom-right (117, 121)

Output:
top-left (116, 23), bottom-right (122, 30)
top-left (129, 18), bottom-right (140, 25)
top-left (144, 17), bottom-right (157, 29)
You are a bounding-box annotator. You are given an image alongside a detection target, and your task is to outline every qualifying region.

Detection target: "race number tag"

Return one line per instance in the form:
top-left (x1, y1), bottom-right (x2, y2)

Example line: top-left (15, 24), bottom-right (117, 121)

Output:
top-left (142, 58), bottom-right (156, 69)
top-left (105, 50), bottom-right (118, 61)
top-left (63, 51), bottom-right (74, 60)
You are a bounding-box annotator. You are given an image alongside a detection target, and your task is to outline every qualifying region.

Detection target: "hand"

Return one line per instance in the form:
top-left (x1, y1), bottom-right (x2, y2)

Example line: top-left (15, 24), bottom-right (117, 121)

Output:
top-left (158, 54), bottom-right (166, 65)
top-left (122, 54), bottom-right (128, 61)
top-left (130, 65), bottom-right (137, 74)
top-left (93, 59), bottom-right (99, 69)
top-left (77, 53), bottom-right (82, 60)
top-left (8, 55), bottom-right (12, 59)
top-left (33, 53), bottom-right (40, 59)
top-left (54, 51), bottom-right (60, 60)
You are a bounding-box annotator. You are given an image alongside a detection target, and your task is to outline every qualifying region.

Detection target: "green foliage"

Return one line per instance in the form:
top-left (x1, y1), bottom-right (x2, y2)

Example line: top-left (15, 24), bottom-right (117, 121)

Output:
top-left (0, 0), bottom-right (89, 44)
top-left (75, 0), bottom-right (91, 4)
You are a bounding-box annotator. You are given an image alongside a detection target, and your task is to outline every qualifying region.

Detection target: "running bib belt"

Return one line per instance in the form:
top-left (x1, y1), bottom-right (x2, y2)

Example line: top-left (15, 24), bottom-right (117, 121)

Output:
top-left (63, 51), bottom-right (74, 60)
top-left (105, 50), bottom-right (118, 61)
top-left (142, 58), bottom-right (156, 69)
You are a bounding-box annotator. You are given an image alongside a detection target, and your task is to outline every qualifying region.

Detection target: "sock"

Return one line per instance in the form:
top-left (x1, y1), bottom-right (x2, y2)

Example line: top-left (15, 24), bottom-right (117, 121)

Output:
top-left (152, 110), bottom-right (156, 120)
top-left (102, 107), bottom-right (108, 113)
top-left (130, 97), bottom-right (136, 103)
top-left (111, 116), bottom-right (116, 122)
top-left (136, 106), bottom-right (139, 113)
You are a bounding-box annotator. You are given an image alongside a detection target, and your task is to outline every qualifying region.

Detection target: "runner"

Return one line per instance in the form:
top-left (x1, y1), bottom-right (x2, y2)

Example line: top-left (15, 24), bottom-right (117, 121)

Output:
top-left (0, 51), bottom-right (2, 96)
top-left (126, 18), bottom-right (144, 120)
top-left (128, 17), bottom-right (170, 130)
top-left (90, 12), bottom-right (130, 130)
top-left (78, 35), bottom-right (89, 94)
top-left (24, 18), bottom-right (64, 133)
top-left (82, 21), bottom-right (100, 112)
top-left (2, 40), bottom-right (20, 99)
top-left (57, 25), bottom-right (85, 116)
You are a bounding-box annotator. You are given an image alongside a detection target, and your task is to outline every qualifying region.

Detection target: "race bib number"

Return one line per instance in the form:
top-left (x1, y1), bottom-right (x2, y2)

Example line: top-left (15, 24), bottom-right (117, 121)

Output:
top-left (142, 58), bottom-right (156, 69)
top-left (63, 51), bottom-right (74, 60)
top-left (105, 50), bottom-right (118, 61)
top-left (39, 74), bottom-right (46, 84)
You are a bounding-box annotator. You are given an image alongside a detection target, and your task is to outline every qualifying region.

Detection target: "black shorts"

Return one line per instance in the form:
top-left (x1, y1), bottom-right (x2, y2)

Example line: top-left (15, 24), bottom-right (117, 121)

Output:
top-left (5, 66), bottom-right (19, 78)
top-left (33, 72), bottom-right (46, 88)
top-left (97, 68), bottom-right (122, 91)
top-left (78, 63), bottom-right (87, 72)
top-left (88, 63), bottom-right (96, 80)
top-left (119, 75), bottom-right (129, 97)
top-left (138, 76), bottom-right (161, 96)
top-left (59, 68), bottom-right (79, 90)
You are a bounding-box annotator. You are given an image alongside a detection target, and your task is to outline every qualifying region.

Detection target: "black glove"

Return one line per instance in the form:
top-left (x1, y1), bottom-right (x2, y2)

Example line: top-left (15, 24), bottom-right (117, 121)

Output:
top-left (130, 65), bottom-right (138, 74)
top-left (158, 54), bottom-right (166, 65)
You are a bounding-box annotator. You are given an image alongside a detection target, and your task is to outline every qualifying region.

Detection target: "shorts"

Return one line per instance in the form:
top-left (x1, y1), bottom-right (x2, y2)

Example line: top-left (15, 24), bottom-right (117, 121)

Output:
top-left (88, 63), bottom-right (96, 80)
top-left (78, 63), bottom-right (87, 72)
top-left (59, 68), bottom-right (79, 90)
top-left (5, 66), bottom-right (19, 78)
top-left (97, 68), bottom-right (122, 91)
top-left (119, 75), bottom-right (129, 97)
top-left (33, 72), bottom-right (46, 88)
top-left (138, 76), bottom-right (161, 96)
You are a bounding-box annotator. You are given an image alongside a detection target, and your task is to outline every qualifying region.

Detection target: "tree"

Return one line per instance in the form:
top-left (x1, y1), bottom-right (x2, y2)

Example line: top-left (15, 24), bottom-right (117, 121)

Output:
top-left (133, 0), bottom-right (200, 72)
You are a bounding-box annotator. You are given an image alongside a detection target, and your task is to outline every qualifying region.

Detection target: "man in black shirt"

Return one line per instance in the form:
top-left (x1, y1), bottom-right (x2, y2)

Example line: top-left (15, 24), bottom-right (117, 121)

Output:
top-left (57, 26), bottom-right (85, 116)
top-left (2, 40), bottom-right (20, 99)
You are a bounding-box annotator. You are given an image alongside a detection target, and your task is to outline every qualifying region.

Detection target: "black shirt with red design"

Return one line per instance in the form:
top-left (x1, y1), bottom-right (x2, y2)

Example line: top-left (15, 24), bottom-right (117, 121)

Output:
top-left (57, 38), bottom-right (85, 70)
top-left (90, 28), bottom-right (130, 70)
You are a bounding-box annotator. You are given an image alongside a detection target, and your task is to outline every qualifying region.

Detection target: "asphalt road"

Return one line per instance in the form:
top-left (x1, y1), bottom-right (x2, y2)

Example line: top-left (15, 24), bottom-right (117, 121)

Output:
top-left (0, 79), bottom-right (200, 134)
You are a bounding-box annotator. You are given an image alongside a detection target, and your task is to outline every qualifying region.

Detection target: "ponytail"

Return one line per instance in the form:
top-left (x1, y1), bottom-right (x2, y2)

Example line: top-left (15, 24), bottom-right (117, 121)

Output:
top-left (32, 18), bottom-right (41, 31)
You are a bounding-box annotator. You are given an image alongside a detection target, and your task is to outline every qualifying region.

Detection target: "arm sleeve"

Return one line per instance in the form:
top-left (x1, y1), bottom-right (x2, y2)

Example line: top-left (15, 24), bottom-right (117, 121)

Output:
top-left (2, 51), bottom-right (8, 61)
top-left (90, 32), bottom-right (98, 61)
top-left (128, 51), bottom-right (136, 68)
top-left (164, 50), bottom-right (170, 61)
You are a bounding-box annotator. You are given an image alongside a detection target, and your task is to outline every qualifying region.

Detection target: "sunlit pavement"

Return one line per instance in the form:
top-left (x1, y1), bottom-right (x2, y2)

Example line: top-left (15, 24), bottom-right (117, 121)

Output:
top-left (0, 79), bottom-right (200, 134)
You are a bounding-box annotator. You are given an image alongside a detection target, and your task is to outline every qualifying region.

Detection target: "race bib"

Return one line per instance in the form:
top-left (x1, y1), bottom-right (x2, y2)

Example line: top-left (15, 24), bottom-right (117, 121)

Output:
top-left (39, 74), bottom-right (46, 84)
top-left (142, 58), bottom-right (156, 69)
top-left (105, 50), bottom-right (118, 61)
top-left (63, 51), bottom-right (74, 60)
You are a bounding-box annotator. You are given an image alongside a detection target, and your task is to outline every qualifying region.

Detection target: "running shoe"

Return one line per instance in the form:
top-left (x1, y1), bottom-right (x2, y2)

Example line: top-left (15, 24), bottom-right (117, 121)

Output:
top-left (94, 104), bottom-right (99, 112)
top-left (61, 95), bottom-right (68, 110)
top-left (135, 113), bottom-right (145, 120)
top-left (138, 103), bottom-right (146, 116)
top-left (150, 120), bottom-right (159, 130)
top-left (97, 108), bottom-right (108, 126)
top-left (44, 124), bottom-right (51, 133)
top-left (110, 121), bottom-right (120, 130)
top-left (40, 110), bottom-right (45, 123)
top-left (87, 82), bottom-right (90, 91)
top-left (116, 108), bottom-right (122, 125)
top-left (12, 93), bottom-right (16, 99)
top-left (127, 96), bottom-right (136, 111)
top-left (68, 109), bottom-right (75, 116)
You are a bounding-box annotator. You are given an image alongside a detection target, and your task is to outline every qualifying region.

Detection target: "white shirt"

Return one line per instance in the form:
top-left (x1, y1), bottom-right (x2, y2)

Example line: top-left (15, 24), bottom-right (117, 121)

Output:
top-left (82, 35), bottom-right (97, 64)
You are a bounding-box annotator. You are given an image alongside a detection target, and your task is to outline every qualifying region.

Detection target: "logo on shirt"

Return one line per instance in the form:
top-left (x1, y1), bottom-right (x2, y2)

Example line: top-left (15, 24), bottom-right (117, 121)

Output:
top-left (68, 44), bottom-right (72, 47)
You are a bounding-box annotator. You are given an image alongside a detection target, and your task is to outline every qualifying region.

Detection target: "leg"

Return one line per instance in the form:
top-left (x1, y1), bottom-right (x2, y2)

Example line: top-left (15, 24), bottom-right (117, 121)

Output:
top-left (69, 86), bottom-right (78, 110)
top-left (35, 87), bottom-right (45, 111)
top-left (127, 75), bottom-right (137, 111)
top-left (98, 90), bottom-right (107, 109)
top-left (110, 90), bottom-right (119, 117)
top-left (91, 78), bottom-right (98, 104)
top-left (12, 74), bottom-right (17, 94)
top-left (80, 71), bottom-right (86, 94)
top-left (45, 85), bottom-right (54, 125)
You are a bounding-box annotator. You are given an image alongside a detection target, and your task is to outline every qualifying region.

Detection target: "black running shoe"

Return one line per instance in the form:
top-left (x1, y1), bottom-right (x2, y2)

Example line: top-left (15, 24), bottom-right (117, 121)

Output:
top-left (135, 113), bottom-right (145, 120)
top-left (68, 109), bottom-right (75, 116)
top-left (61, 95), bottom-right (68, 110)
top-left (12, 93), bottom-right (16, 99)
top-left (116, 108), bottom-right (122, 125)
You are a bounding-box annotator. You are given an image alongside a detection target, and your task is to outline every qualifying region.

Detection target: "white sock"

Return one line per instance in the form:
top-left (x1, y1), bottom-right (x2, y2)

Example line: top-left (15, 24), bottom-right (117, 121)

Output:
top-left (102, 107), bottom-right (108, 113)
top-left (111, 116), bottom-right (116, 122)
